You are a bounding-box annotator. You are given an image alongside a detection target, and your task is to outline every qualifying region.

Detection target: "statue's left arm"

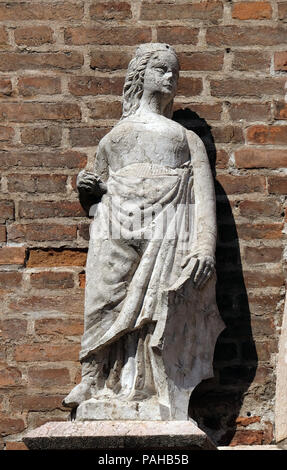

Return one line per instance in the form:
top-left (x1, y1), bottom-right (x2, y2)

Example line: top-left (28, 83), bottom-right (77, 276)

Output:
top-left (182, 130), bottom-right (217, 289)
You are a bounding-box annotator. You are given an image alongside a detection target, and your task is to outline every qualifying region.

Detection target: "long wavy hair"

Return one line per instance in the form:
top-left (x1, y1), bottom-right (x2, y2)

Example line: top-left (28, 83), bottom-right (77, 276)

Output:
top-left (121, 43), bottom-right (179, 120)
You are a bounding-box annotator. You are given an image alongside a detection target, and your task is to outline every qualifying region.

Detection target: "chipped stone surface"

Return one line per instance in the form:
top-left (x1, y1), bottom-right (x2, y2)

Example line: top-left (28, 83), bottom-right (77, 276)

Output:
top-left (63, 43), bottom-right (225, 421)
top-left (23, 420), bottom-right (217, 450)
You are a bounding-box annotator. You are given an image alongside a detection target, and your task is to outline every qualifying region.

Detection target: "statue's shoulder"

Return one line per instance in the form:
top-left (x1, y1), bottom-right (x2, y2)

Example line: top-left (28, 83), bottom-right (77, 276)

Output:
top-left (184, 128), bottom-right (206, 152)
top-left (97, 122), bottom-right (126, 151)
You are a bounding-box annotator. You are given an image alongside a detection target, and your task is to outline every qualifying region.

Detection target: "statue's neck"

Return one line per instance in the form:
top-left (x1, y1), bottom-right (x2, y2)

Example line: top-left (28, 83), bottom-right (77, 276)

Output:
top-left (138, 91), bottom-right (170, 116)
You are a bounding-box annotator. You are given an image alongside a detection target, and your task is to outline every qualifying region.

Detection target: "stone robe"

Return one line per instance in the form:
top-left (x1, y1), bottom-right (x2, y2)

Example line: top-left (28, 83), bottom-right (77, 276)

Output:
top-left (78, 160), bottom-right (225, 419)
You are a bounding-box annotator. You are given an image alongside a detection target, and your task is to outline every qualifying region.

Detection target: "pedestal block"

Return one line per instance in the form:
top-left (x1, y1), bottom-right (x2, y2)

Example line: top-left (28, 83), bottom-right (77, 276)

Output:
top-left (23, 420), bottom-right (217, 450)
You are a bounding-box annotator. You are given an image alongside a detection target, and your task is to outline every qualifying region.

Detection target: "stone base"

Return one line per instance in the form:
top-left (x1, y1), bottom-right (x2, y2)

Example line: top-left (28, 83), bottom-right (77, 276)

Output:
top-left (76, 398), bottom-right (165, 421)
top-left (23, 420), bottom-right (217, 450)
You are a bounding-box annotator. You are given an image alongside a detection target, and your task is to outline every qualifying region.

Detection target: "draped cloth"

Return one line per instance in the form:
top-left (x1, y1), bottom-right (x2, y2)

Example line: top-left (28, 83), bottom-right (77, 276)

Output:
top-left (79, 162), bottom-right (225, 414)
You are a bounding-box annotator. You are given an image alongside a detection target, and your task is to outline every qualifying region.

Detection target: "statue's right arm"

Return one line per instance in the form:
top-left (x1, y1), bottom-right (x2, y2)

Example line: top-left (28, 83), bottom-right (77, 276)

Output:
top-left (77, 139), bottom-right (109, 215)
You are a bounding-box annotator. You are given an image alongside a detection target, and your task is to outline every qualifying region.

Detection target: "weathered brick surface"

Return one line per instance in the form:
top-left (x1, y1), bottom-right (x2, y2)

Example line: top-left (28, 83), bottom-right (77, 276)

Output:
top-left (90, 2), bottom-right (132, 21)
top-left (0, 247), bottom-right (26, 265)
top-left (14, 26), bottom-right (54, 46)
top-left (274, 51), bottom-right (287, 71)
top-left (18, 77), bottom-right (61, 97)
top-left (140, 1), bottom-right (223, 21)
top-left (232, 2), bottom-right (272, 20)
top-left (0, 0), bottom-right (285, 450)
top-left (0, 52), bottom-right (84, 72)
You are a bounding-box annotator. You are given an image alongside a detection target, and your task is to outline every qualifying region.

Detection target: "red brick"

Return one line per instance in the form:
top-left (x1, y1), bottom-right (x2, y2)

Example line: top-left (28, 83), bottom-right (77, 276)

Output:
top-left (244, 246), bottom-right (283, 264)
top-left (157, 26), bottom-right (199, 45)
top-left (0, 319), bottom-right (27, 340)
top-left (177, 77), bottom-right (203, 96)
top-left (216, 174), bottom-right (266, 194)
top-left (210, 78), bottom-right (285, 98)
top-left (278, 2), bottom-right (287, 21)
top-left (268, 176), bottom-right (286, 195)
top-left (30, 271), bottom-right (74, 289)
top-left (274, 101), bottom-right (287, 119)
top-left (65, 26), bottom-right (152, 45)
top-left (0, 272), bottom-right (22, 288)
top-left (254, 366), bottom-right (274, 384)
top-left (232, 2), bottom-right (272, 20)
top-left (235, 148), bottom-right (287, 168)
top-left (27, 249), bottom-right (87, 267)
top-left (8, 294), bottom-right (84, 315)
top-left (232, 51), bottom-right (270, 71)
top-left (11, 394), bottom-right (66, 412)
top-left (0, 126), bottom-right (14, 141)
top-left (0, 2), bottom-right (84, 20)
top-left (0, 151), bottom-right (87, 169)
top-left (239, 199), bottom-right (282, 217)
top-left (0, 417), bottom-right (25, 437)
top-left (69, 76), bottom-right (124, 96)
top-left (0, 367), bottom-right (22, 387)
top-left (19, 200), bottom-right (85, 219)
top-left (0, 28), bottom-right (8, 46)
top-left (8, 223), bottom-right (77, 242)
top-left (0, 246), bottom-right (25, 265)
top-left (26, 412), bottom-right (68, 429)
top-left (78, 223), bottom-right (90, 241)
top-left (0, 103), bottom-right (81, 122)
top-left (14, 26), bottom-right (54, 46)
top-left (90, 2), bottom-right (132, 20)
top-left (263, 422), bottom-right (274, 445)
top-left (248, 292), bottom-right (282, 314)
top-left (8, 174), bottom-right (67, 193)
top-left (35, 319), bottom-right (83, 337)
top-left (90, 50), bottom-right (132, 71)
top-left (229, 103), bottom-right (271, 121)
top-left (88, 100), bottom-right (122, 120)
top-left (79, 272), bottom-right (85, 289)
top-left (242, 340), bottom-right (277, 361)
top-left (237, 223), bottom-right (283, 240)
top-left (0, 200), bottom-right (14, 221)
top-left (21, 127), bottom-right (62, 147)
top-left (207, 26), bottom-right (287, 46)
top-left (0, 226), bottom-right (6, 243)
top-left (28, 368), bottom-right (70, 388)
top-left (18, 77), bottom-right (61, 97)
top-left (0, 78), bottom-right (12, 98)
top-left (14, 344), bottom-right (80, 362)
top-left (0, 52), bottom-right (84, 72)
top-left (274, 51), bottom-right (287, 71)
top-left (247, 125), bottom-right (287, 145)
top-left (230, 430), bottom-right (264, 446)
top-left (216, 149), bottom-right (229, 169)
top-left (70, 127), bottom-right (110, 147)
top-left (236, 416), bottom-right (261, 427)
top-left (140, 1), bottom-right (223, 21)
top-left (177, 51), bottom-right (224, 71)
top-left (173, 102), bottom-right (222, 121)
top-left (5, 441), bottom-right (28, 450)
top-left (212, 125), bottom-right (243, 143)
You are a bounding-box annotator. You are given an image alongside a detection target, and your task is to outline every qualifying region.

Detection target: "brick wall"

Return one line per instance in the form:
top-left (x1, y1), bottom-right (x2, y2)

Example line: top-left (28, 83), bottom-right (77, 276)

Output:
top-left (0, 0), bottom-right (286, 449)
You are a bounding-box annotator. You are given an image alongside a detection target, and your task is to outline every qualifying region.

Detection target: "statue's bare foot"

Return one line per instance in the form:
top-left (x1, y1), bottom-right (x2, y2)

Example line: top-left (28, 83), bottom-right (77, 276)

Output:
top-left (62, 380), bottom-right (92, 408)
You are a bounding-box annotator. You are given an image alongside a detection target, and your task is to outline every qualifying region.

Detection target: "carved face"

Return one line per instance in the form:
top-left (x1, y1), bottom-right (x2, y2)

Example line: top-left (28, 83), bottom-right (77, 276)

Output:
top-left (143, 50), bottom-right (179, 98)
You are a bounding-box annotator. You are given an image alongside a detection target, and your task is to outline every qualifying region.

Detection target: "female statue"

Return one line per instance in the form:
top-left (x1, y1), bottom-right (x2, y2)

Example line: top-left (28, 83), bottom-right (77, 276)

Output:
top-left (63, 43), bottom-right (224, 420)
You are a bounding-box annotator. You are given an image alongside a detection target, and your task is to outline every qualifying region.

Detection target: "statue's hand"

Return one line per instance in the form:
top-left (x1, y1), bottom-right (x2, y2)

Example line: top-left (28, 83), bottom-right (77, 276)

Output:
top-left (77, 170), bottom-right (107, 198)
top-left (181, 254), bottom-right (215, 289)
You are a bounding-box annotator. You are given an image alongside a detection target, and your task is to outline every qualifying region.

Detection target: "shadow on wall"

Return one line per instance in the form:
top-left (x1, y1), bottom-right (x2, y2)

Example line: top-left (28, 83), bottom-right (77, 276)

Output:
top-left (172, 108), bottom-right (258, 446)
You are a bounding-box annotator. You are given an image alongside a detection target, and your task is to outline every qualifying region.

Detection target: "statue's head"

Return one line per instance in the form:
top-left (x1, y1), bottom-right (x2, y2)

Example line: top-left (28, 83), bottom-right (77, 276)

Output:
top-left (122, 43), bottom-right (179, 120)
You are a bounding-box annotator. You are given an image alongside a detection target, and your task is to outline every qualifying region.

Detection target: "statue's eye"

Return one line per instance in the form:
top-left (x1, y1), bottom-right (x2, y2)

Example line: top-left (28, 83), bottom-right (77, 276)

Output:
top-left (155, 66), bottom-right (167, 73)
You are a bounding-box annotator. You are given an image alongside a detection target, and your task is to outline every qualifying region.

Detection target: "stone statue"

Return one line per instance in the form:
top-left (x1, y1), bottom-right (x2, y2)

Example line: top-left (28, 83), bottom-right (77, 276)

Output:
top-left (63, 43), bottom-right (225, 421)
